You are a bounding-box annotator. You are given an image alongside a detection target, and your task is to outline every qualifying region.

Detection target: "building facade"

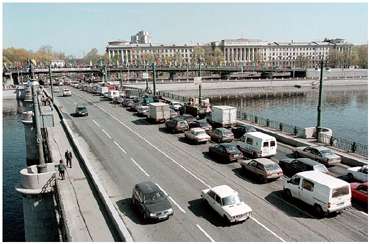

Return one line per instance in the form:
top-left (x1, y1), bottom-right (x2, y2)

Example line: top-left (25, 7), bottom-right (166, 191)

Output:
top-left (106, 32), bottom-right (353, 68)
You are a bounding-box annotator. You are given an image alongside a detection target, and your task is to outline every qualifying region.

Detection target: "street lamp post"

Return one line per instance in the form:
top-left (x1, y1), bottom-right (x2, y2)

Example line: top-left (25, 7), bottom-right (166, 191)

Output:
top-left (316, 59), bottom-right (324, 136)
top-left (198, 59), bottom-right (202, 106)
top-left (152, 63), bottom-right (157, 96)
top-left (49, 64), bottom-right (54, 102)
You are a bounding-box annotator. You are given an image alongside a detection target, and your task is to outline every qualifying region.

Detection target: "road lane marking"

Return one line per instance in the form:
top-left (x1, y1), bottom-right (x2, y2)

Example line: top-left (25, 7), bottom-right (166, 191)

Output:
top-left (130, 157), bottom-right (150, 177)
top-left (155, 183), bottom-right (168, 195)
top-left (94, 104), bottom-right (211, 188)
top-left (101, 129), bottom-right (112, 139)
top-left (196, 224), bottom-right (215, 242)
top-left (113, 141), bottom-right (127, 154)
top-left (92, 119), bottom-right (101, 128)
top-left (168, 196), bottom-right (186, 214)
top-left (250, 216), bottom-right (286, 242)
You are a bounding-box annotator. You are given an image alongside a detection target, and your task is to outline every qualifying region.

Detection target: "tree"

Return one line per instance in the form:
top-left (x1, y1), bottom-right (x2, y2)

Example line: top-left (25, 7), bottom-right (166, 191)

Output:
top-left (192, 46), bottom-right (206, 64)
top-left (82, 48), bottom-right (100, 65)
top-left (213, 47), bottom-right (224, 66)
top-left (296, 55), bottom-right (309, 68)
top-left (174, 52), bottom-right (183, 66)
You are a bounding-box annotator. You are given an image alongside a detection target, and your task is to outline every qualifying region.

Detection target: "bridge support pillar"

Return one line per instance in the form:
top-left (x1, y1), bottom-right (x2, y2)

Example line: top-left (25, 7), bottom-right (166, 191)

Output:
top-left (22, 111), bottom-right (38, 166)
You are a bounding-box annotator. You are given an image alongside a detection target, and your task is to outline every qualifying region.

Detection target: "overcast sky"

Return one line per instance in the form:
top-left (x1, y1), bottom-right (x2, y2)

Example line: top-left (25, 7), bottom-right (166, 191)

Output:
top-left (3, 2), bottom-right (368, 57)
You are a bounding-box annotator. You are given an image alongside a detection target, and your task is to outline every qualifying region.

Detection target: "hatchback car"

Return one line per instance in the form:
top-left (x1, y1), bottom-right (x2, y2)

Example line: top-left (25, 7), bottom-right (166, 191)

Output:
top-left (63, 88), bottom-right (72, 96)
top-left (208, 143), bottom-right (243, 162)
top-left (292, 146), bottom-right (341, 166)
top-left (209, 128), bottom-right (234, 143)
top-left (75, 105), bottom-right (88, 117)
top-left (231, 124), bottom-right (257, 139)
top-left (165, 117), bottom-right (189, 133)
top-left (201, 185), bottom-right (252, 223)
top-left (131, 181), bottom-right (174, 222)
top-left (240, 158), bottom-right (283, 182)
top-left (347, 166), bottom-right (368, 182)
top-left (279, 158), bottom-right (328, 178)
top-left (184, 128), bottom-right (210, 144)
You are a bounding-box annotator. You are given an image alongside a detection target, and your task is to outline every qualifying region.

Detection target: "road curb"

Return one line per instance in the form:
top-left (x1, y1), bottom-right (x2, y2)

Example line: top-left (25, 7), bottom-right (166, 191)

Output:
top-left (44, 89), bottom-right (133, 242)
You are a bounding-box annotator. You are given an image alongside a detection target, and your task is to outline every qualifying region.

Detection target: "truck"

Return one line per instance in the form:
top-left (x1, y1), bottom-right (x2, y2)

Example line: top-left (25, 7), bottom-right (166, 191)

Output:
top-left (147, 102), bottom-right (170, 123)
top-left (97, 86), bottom-right (108, 95)
top-left (207, 105), bottom-right (237, 128)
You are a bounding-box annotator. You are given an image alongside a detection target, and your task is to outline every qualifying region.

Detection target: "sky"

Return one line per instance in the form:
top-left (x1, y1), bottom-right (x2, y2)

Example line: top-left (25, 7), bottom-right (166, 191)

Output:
top-left (3, 2), bottom-right (368, 58)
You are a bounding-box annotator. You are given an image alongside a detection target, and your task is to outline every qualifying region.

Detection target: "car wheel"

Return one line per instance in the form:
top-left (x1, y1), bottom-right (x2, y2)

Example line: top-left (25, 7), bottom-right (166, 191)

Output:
top-left (314, 204), bottom-right (325, 218)
top-left (223, 215), bottom-right (230, 224)
top-left (284, 189), bottom-right (292, 200)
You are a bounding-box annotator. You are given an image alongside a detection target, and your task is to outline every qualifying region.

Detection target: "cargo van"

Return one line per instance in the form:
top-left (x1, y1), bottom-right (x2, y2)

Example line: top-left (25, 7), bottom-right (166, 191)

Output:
top-left (283, 171), bottom-right (351, 217)
top-left (236, 131), bottom-right (277, 158)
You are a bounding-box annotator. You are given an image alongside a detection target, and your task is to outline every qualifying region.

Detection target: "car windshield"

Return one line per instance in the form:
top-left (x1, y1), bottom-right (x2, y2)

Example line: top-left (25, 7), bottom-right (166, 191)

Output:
top-left (77, 107), bottom-right (87, 112)
top-left (194, 131), bottom-right (206, 136)
top-left (224, 145), bottom-right (238, 153)
top-left (222, 195), bottom-right (241, 206)
top-left (320, 149), bottom-right (333, 156)
top-left (224, 131), bottom-right (233, 136)
top-left (144, 191), bottom-right (165, 203)
top-left (264, 163), bottom-right (280, 171)
top-left (199, 122), bottom-right (209, 127)
top-left (332, 186), bottom-right (349, 198)
top-left (315, 165), bottom-right (329, 173)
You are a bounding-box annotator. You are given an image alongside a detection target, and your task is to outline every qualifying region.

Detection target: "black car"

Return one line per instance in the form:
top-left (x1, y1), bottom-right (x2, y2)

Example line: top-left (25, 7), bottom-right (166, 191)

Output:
top-left (231, 124), bottom-right (257, 138)
top-left (131, 181), bottom-right (173, 222)
top-left (189, 120), bottom-right (212, 133)
top-left (279, 158), bottom-right (329, 178)
top-left (175, 114), bottom-right (195, 125)
top-left (165, 117), bottom-right (189, 133)
top-left (208, 143), bottom-right (243, 163)
top-left (75, 105), bottom-right (88, 116)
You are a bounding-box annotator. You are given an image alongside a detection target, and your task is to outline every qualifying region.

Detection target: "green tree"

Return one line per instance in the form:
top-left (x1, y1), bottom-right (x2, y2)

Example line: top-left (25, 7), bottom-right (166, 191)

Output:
top-left (192, 46), bottom-right (206, 64)
top-left (213, 47), bottom-right (224, 66)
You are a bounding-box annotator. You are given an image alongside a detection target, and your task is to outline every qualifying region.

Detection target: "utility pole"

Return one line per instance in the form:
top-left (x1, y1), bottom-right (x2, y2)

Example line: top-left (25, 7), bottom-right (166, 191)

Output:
top-left (145, 64), bottom-right (149, 91)
top-left (49, 64), bottom-right (54, 102)
top-left (316, 59), bottom-right (324, 136)
top-left (152, 63), bottom-right (156, 96)
top-left (198, 59), bottom-right (202, 106)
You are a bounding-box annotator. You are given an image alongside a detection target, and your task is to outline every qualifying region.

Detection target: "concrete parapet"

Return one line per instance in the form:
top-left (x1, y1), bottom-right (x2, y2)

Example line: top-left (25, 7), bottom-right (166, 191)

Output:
top-left (16, 163), bottom-right (56, 194)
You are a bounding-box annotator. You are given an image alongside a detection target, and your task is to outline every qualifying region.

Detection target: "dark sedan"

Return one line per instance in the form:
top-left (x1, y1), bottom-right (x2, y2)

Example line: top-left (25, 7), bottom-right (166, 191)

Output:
top-left (131, 181), bottom-right (174, 222)
top-left (209, 128), bottom-right (234, 143)
top-left (208, 143), bottom-right (243, 163)
top-left (231, 124), bottom-right (257, 138)
top-left (279, 158), bottom-right (328, 178)
top-left (75, 105), bottom-right (88, 117)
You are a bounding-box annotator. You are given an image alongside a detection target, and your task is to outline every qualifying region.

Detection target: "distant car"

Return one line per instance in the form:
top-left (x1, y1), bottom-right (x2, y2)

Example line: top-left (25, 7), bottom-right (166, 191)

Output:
top-left (165, 117), bottom-right (189, 133)
top-left (184, 128), bottom-right (210, 144)
top-left (175, 114), bottom-right (195, 125)
top-left (201, 185), bottom-right (252, 223)
top-left (279, 158), bottom-right (329, 178)
top-left (169, 108), bottom-right (178, 118)
top-left (136, 105), bottom-right (149, 117)
top-left (131, 181), bottom-right (174, 222)
top-left (75, 105), bottom-right (88, 117)
top-left (189, 120), bottom-right (212, 133)
top-left (170, 101), bottom-right (183, 111)
top-left (208, 143), bottom-right (243, 162)
top-left (209, 128), bottom-right (234, 143)
top-left (350, 182), bottom-right (368, 204)
top-left (240, 158), bottom-right (283, 182)
top-left (347, 166), bottom-right (368, 182)
top-left (231, 124), bottom-right (257, 139)
top-left (63, 88), bottom-right (72, 96)
top-left (292, 146), bottom-right (341, 166)
top-left (52, 86), bottom-right (60, 93)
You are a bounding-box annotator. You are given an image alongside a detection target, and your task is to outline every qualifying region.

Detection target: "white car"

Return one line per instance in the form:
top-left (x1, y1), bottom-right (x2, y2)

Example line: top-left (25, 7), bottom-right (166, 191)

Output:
top-left (347, 166), bottom-right (368, 182)
top-left (62, 88), bottom-right (72, 96)
top-left (170, 101), bottom-right (183, 111)
top-left (201, 185), bottom-right (252, 223)
top-left (184, 128), bottom-right (210, 144)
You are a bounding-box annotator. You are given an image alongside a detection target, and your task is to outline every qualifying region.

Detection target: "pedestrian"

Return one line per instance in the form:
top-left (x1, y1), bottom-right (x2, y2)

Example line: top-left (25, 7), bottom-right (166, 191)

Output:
top-left (65, 150), bottom-right (69, 167)
top-left (68, 151), bottom-right (73, 168)
top-left (58, 159), bottom-right (66, 180)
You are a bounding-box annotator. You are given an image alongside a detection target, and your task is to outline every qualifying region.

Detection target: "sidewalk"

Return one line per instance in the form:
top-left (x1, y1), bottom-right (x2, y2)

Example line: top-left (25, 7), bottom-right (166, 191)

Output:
top-left (48, 108), bottom-right (116, 241)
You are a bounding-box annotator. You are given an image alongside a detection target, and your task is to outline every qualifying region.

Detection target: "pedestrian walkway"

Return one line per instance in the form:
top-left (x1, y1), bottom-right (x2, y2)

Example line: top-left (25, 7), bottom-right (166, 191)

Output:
top-left (48, 109), bottom-right (116, 241)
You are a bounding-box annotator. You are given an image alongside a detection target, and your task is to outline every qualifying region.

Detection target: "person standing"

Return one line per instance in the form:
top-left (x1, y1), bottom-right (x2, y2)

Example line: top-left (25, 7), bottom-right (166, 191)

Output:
top-left (65, 150), bottom-right (70, 168)
top-left (68, 151), bottom-right (73, 168)
top-left (58, 159), bottom-right (66, 180)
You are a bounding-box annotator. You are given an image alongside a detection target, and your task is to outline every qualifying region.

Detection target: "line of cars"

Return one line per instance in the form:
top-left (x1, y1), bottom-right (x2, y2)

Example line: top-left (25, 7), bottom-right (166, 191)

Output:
top-left (76, 85), bottom-right (367, 222)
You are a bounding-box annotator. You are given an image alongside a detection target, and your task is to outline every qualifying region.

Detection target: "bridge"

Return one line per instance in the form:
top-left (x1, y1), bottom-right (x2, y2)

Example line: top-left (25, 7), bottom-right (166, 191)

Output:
top-left (14, 81), bottom-right (368, 242)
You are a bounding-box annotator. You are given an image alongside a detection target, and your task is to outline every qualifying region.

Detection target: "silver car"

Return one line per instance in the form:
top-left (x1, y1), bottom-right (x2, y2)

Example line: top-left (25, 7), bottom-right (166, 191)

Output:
top-left (292, 146), bottom-right (341, 166)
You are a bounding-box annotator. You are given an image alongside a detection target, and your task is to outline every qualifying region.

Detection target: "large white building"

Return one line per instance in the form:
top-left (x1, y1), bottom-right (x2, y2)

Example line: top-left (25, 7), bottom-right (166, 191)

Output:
top-left (106, 32), bottom-right (352, 68)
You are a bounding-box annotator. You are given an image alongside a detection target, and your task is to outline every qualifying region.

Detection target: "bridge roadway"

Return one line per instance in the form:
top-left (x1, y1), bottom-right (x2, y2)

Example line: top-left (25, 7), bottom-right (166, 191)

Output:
top-left (52, 87), bottom-right (368, 242)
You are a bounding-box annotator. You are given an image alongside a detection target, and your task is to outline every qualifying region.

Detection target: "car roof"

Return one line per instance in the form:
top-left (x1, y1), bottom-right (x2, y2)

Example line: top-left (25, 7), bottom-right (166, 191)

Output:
top-left (216, 128), bottom-right (231, 132)
top-left (191, 128), bottom-right (205, 132)
top-left (211, 185), bottom-right (237, 198)
top-left (219, 143), bottom-right (237, 148)
top-left (295, 158), bottom-right (323, 166)
top-left (135, 181), bottom-right (160, 194)
top-left (297, 171), bottom-right (349, 188)
top-left (308, 146), bottom-right (330, 151)
top-left (250, 158), bottom-right (277, 165)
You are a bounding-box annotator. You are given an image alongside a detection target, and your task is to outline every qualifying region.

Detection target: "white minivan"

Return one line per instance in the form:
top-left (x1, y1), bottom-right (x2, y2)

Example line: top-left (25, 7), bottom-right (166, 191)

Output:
top-left (283, 171), bottom-right (351, 217)
top-left (236, 131), bottom-right (277, 158)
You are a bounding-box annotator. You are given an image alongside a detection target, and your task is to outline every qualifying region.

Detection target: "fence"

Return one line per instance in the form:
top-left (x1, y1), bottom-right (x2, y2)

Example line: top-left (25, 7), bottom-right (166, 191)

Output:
top-left (237, 110), bottom-right (368, 157)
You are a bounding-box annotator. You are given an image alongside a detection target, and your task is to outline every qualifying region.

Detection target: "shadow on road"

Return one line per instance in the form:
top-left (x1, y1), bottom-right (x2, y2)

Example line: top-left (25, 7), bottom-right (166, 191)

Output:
top-left (116, 198), bottom-right (159, 226)
top-left (132, 118), bottom-right (150, 125)
top-left (201, 151), bottom-right (235, 165)
top-left (232, 167), bottom-right (263, 184)
top-left (187, 198), bottom-right (230, 227)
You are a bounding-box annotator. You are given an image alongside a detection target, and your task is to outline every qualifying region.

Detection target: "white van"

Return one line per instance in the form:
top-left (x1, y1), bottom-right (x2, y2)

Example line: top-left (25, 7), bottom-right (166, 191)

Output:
top-left (283, 171), bottom-right (351, 216)
top-left (236, 131), bottom-right (277, 158)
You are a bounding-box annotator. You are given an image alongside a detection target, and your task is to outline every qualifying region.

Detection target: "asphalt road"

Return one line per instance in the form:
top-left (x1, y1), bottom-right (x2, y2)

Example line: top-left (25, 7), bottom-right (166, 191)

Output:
top-left (51, 87), bottom-right (368, 242)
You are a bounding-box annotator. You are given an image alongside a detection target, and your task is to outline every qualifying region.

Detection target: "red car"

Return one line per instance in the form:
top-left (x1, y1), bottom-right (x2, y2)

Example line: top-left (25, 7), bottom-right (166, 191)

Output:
top-left (350, 182), bottom-right (368, 204)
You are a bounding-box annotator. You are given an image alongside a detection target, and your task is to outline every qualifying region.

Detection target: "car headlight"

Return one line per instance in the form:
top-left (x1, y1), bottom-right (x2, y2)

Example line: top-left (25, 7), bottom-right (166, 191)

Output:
top-left (149, 213), bottom-right (157, 217)
top-left (167, 208), bottom-right (174, 214)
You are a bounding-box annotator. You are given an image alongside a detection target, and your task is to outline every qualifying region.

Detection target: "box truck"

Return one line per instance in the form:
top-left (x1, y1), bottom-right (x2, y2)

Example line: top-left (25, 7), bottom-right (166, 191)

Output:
top-left (207, 105), bottom-right (237, 128)
top-left (148, 102), bottom-right (170, 123)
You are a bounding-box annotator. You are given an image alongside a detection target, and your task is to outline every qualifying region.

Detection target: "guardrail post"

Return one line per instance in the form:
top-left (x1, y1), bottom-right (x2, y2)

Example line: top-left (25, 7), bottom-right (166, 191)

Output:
top-left (351, 142), bottom-right (357, 153)
top-left (294, 126), bottom-right (298, 135)
top-left (266, 119), bottom-right (270, 127)
top-left (279, 123), bottom-right (283, 131)
top-left (254, 116), bottom-right (258, 124)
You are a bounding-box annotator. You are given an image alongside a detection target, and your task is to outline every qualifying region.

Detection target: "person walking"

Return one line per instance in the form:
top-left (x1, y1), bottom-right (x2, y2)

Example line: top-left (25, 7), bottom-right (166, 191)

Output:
top-left (65, 150), bottom-right (70, 168)
top-left (68, 151), bottom-right (73, 168)
top-left (58, 159), bottom-right (66, 180)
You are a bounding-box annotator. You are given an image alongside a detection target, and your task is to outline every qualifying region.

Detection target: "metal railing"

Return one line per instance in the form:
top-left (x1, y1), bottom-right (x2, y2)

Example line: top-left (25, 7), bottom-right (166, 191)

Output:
top-left (237, 110), bottom-right (368, 157)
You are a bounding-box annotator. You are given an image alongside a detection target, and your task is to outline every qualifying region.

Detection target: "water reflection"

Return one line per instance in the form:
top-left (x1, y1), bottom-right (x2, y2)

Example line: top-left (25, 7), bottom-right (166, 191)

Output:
top-left (211, 86), bottom-right (368, 145)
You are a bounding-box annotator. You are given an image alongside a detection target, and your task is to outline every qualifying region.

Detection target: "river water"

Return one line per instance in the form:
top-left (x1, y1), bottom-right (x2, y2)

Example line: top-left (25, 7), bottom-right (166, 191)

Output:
top-left (3, 99), bottom-right (26, 241)
top-left (211, 85), bottom-right (368, 146)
